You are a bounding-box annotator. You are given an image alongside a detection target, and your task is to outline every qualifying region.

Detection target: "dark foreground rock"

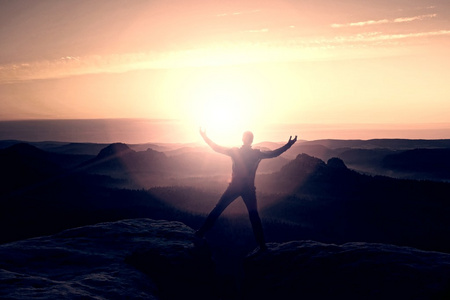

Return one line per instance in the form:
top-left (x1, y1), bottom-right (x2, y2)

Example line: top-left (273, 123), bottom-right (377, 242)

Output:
top-left (243, 241), bottom-right (450, 300)
top-left (0, 219), bottom-right (213, 299)
top-left (2, 219), bottom-right (450, 299)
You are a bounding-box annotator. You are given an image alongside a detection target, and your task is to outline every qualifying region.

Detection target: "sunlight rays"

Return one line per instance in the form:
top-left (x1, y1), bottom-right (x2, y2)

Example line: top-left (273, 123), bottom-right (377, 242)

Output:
top-left (187, 70), bottom-right (260, 146)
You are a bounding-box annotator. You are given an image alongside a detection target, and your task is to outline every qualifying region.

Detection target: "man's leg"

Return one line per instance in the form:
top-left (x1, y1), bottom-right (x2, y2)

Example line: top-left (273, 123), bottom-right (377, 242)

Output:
top-left (195, 185), bottom-right (239, 237)
top-left (242, 189), bottom-right (267, 250)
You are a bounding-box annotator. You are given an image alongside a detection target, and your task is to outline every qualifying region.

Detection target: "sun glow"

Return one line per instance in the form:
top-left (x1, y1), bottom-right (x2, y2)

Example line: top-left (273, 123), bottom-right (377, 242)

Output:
top-left (185, 68), bottom-right (265, 146)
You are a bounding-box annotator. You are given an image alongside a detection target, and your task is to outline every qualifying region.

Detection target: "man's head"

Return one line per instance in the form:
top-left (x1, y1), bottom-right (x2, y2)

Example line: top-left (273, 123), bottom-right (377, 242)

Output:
top-left (242, 131), bottom-right (254, 146)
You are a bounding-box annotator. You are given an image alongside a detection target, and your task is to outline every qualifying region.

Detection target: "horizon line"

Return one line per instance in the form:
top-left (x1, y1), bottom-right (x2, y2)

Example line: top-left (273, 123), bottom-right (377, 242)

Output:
top-left (1, 119), bottom-right (450, 143)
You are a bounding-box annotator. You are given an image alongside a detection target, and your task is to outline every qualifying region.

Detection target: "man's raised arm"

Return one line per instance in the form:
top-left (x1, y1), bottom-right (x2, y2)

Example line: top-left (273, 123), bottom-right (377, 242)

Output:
top-left (260, 136), bottom-right (297, 159)
top-left (199, 128), bottom-right (230, 155)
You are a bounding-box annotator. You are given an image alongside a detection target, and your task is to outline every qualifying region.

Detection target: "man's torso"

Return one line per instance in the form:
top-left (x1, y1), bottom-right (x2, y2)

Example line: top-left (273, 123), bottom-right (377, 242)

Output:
top-left (228, 146), bottom-right (262, 188)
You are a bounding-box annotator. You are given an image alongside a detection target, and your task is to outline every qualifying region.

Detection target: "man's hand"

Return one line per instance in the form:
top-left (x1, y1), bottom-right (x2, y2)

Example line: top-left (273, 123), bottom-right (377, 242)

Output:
top-left (287, 135), bottom-right (297, 147)
top-left (199, 127), bottom-right (207, 140)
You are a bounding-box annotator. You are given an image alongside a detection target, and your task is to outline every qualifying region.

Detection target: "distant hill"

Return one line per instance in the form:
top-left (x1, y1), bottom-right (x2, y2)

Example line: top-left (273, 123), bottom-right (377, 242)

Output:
top-left (299, 139), bottom-right (450, 150)
top-left (257, 153), bottom-right (342, 194)
top-left (381, 148), bottom-right (450, 180)
top-left (45, 142), bottom-right (109, 155)
top-left (81, 143), bottom-right (168, 177)
top-left (0, 142), bottom-right (61, 172)
top-left (4, 138), bottom-right (450, 181)
top-left (96, 142), bottom-right (135, 159)
top-left (0, 171), bottom-right (191, 244)
top-left (288, 140), bottom-right (450, 180)
top-left (79, 142), bottom-right (291, 187)
top-left (259, 153), bottom-right (450, 253)
top-left (0, 143), bottom-right (63, 195)
top-left (82, 143), bottom-right (227, 178)
top-left (327, 148), bottom-right (395, 176)
top-left (334, 148), bottom-right (393, 167)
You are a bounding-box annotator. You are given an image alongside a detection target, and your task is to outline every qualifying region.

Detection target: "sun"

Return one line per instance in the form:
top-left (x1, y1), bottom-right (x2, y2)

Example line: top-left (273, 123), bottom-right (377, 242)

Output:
top-left (186, 68), bottom-right (262, 145)
top-left (151, 62), bottom-right (308, 144)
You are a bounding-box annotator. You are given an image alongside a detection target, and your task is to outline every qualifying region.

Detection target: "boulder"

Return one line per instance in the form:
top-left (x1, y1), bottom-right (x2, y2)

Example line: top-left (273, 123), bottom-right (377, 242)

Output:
top-left (0, 219), bottom-right (213, 300)
top-left (243, 241), bottom-right (450, 299)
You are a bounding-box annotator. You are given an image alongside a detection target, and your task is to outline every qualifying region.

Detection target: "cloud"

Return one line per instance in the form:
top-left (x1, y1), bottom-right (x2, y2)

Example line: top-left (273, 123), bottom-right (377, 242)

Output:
top-left (0, 53), bottom-right (162, 83)
top-left (394, 14), bottom-right (437, 23)
top-left (288, 29), bottom-right (450, 54)
top-left (332, 13), bottom-right (437, 28)
top-left (1, 26), bottom-right (449, 84)
top-left (216, 9), bottom-right (260, 17)
top-left (365, 29), bottom-right (450, 41)
top-left (305, 30), bottom-right (450, 46)
top-left (60, 56), bottom-right (80, 61)
top-left (332, 19), bottom-right (389, 28)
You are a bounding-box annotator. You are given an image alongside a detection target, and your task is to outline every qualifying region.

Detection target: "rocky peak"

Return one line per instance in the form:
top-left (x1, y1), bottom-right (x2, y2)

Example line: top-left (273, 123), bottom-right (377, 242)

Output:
top-left (327, 157), bottom-right (348, 169)
top-left (280, 153), bottom-right (327, 177)
top-left (3, 142), bottom-right (44, 156)
top-left (96, 143), bottom-right (134, 159)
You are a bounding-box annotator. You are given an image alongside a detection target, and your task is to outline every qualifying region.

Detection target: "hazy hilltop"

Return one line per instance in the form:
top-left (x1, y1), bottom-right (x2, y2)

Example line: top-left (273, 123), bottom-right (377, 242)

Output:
top-left (81, 142), bottom-right (168, 176)
top-left (296, 138), bottom-right (450, 150)
top-left (381, 148), bottom-right (450, 179)
top-left (258, 154), bottom-right (450, 252)
top-left (4, 137), bottom-right (450, 181)
top-left (286, 139), bottom-right (450, 181)
top-left (0, 143), bottom-right (64, 195)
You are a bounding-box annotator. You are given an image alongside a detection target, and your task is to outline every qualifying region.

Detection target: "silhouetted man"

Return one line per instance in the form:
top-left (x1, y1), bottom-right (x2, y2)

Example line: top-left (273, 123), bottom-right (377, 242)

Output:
top-left (195, 128), bottom-right (297, 252)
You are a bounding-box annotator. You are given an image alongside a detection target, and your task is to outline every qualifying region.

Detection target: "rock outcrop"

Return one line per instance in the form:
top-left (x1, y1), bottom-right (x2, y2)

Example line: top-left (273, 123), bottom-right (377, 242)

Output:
top-left (2, 219), bottom-right (450, 299)
top-left (0, 219), bottom-right (213, 300)
top-left (243, 241), bottom-right (450, 299)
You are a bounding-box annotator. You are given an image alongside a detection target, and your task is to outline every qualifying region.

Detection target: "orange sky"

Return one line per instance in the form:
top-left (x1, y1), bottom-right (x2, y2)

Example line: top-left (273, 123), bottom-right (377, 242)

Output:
top-left (1, 0), bottom-right (450, 143)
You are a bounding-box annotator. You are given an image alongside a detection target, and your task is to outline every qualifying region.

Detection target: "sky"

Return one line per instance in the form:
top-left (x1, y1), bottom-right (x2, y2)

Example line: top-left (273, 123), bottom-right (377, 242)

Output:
top-left (1, 0), bottom-right (450, 143)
